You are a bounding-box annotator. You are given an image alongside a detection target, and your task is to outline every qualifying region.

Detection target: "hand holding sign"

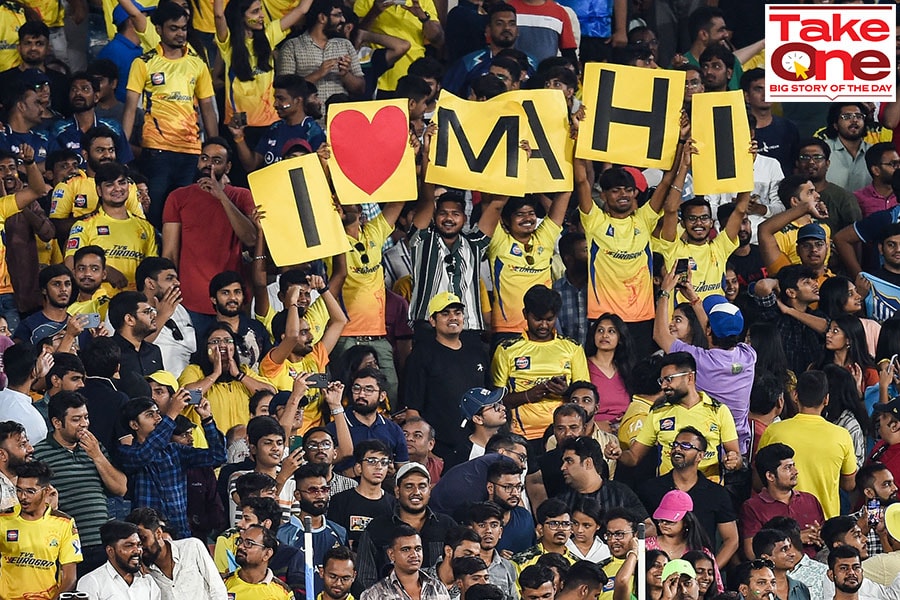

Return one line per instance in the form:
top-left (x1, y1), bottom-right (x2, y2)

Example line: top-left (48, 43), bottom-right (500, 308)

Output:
top-left (691, 90), bottom-right (754, 195)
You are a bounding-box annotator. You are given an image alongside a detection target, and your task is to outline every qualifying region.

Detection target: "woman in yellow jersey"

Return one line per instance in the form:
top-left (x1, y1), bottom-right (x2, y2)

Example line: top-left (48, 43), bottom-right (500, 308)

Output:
top-left (214, 0), bottom-right (310, 133)
top-left (180, 322), bottom-right (276, 433)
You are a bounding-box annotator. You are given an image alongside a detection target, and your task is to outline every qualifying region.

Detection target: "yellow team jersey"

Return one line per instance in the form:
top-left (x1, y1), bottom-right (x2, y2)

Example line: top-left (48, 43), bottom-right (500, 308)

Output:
top-left (261, 0), bottom-right (292, 21)
top-left (774, 219), bottom-right (831, 266)
top-left (653, 231), bottom-right (738, 302)
top-left (581, 202), bottom-right (662, 322)
top-left (217, 21), bottom-right (286, 127)
top-left (102, 0), bottom-right (160, 39)
top-left (257, 297), bottom-right (327, 344)
top-left (67, 289), bottom-right (112, 321)
top-left (598, 556), bottom-right (625, 600)
top-left (189, 0), bottom-right (218, 34)
top-left (340, 213), bottom-right (392, 337)
top-left (618, 394), bottom-right (654, 449)
top-left (491, 333), bottom-right (590, 440)
top-left (49, 171), bottom-right (144, 219)
top-left (259, 343), bottom-right (329, 434)
top-left (487, 218), bottom-right (562, 333)
top-left (65, 208), bottom-right (158, 290)
top-left (36, 236), bottom-right (62, 268)
top-left (179, 363), bottom-right (254, 432)
top-left (0, 3), bottom-right (26, 71)
top-left (0, 504), bottom-right (83, 600)
top-left (0, 194), bottom-right (24, 295)
top-left (23, 0), bottom-right (62, 27)
top-left (127, 45), bottom-right (214, 154)
top-left (634, 392), bottom-right (738, 483)
top-left (225, 568), bottom-right (293, 600)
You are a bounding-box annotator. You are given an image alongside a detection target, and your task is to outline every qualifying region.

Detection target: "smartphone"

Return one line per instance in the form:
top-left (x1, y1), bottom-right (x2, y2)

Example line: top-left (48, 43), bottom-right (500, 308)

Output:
top-left (289, 435), bottom-right (304, 453)
top-left (84, 313), bottom-right (101, 329)
top-left (306, 373), bottom-right (329, 388)
top-left (187, 389), bottom-right (203, 405)
top-left (675, 258), bottom-right (690, 276)
top-left (232, 112), bottom-right (247, 128)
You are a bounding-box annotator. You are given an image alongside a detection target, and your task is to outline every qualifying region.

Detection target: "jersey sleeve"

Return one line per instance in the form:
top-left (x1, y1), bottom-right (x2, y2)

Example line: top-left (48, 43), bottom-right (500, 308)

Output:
top-left (267, 19), bottom-right (288, 48)
top-left (142, 221), bottom-right (159, 257)
top-left (716, 402), bottom-right (739, 443)
top-left (0, 194), bottom-right (18, 219)
top-left (840, 429), bottom-right (858, 475)
top-left (634, 411), bottom-right (660, 448)
top-left (58, 516), bottom-right (84, 564)
top-left (126, 184), bottom-right (145, 217)
top-left (569, 342), bottom-right (589, 382)
top-left (855, 208), bottom-right (896, 244)
top-left (636, 200), bottom-right (664, 231)
top-left (126, 56), bottom-right (147, 95)
top-left (49, 181), bottom-right (73, 218)
top-left (491, 344), bottom-right (510, 388)
top-left (194, 61), bottom-right (214, 100)
top-left (557, 4), bottom-right (577, 49)
top-left (65, 220), bottom-right (91, 256)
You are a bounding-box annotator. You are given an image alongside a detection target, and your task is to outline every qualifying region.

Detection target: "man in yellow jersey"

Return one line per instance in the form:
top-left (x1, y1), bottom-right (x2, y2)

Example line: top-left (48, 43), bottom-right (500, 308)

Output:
top-left (253, 268), bottom-right (334, 344)
top-left (225, 524), bottom-right (294, 600)
top-left (64, 162), bottom-right (157, 291)
top-left (0, 0), bottom-right (27, 72)
top-left (491, 285), bottom-right (589, 454)
top-left (123, 1), bottom-right (218, 227)
top-left (333, 201), bottom-right (405, 401)
top-left (259, 282), bottom-right (347, 433)
top-left (50, 125), bottom-right (144, 247)
top-left (0, 460), bottom-right (82, 599)
top-left (574, 132), bottom-right (685, 358)
top-left (68, 245), bottom-right (112, 320)
top-left (320, 545), bottom-right (358, 600)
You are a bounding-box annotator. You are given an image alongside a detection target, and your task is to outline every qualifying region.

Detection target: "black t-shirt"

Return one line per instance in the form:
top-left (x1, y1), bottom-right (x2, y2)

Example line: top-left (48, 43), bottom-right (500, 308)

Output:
top-left (729, 245), bottom-right (767, 288)
top-left (873, 267), bottom-right (900, 287)
top-left (535, 448), bottom-right (566, 499)
top-left (636, 472), bottom-right (736, 545)
top-left (327, 488), bottom-right (397, 549)
top-left (754, 116), bottom-right (800, 176)
top-left (555, 480), bottom-right (650, 522)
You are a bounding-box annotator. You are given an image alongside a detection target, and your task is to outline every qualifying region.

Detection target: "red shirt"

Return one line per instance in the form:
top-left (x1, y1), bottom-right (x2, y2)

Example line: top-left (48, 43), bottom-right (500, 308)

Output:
top-left (740, 488), bottom-right (825, 557)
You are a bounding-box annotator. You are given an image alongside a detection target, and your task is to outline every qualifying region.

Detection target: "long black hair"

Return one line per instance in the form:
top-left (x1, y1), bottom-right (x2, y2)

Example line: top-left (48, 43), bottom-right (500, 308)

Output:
top-left (585, 313), bottom-right (636, 390)
top-left (192, 322), bottom-right (240, 383)
top-left (225, 0), bottom-right (273, 81)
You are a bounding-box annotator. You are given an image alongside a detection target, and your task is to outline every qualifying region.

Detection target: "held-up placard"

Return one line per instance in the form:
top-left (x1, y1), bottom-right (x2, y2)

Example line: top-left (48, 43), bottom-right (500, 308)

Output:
top-left (327, 99), bottom-right (418, 203)
top-left (505, 89), bottom-right (573, 193)
top-left (248, 154), bottom-right (351, 266)
top-left (576, 63), bottom-right (684, 169)
top-left (691, 90), bottom-right (754, 195)
top-left (427, 91), bottom-right (528, 196)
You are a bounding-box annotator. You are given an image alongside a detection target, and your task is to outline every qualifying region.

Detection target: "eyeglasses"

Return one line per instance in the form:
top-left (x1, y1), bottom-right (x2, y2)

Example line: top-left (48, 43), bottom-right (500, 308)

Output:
top-left (305, 440), bottom-right (333, 451)
top-left (15, 486), bottom-right (45, 497)
top-left (207, 337), bottom-right (235, 346)
top-left (685, 80), bottom-right (703, 89)
top-left (138, 307), bottom-right (158, 316)
top-left (604, 530), bottom-right (634, 540)
top-left (353, 242), bottom-right (369, 265)
top-left (881, 161), bottom-right (900, 168)
top-left (302, 485), bottom-right (331, 496)
top-left (501, 449), bottom-right (527, 464)
top-left (352, 384), bottom-right (379, 395)
top-left (748, 558), bottom-right (775, 570)
top-left (671, 441), bottom-right (701, 452)
top-left (362, 457), bottom-right (391, 467)
top-left (683, 214), bottom-right (711, 223)
top-left (798, 154), bottom-right (826, 163)
top-left (479, 402), bottom-right (504, 415)
top-left (838, 112), bottom-right (865, 121)
top-left (545, 520), bottom-right (572, 529)
top-left (236, 537), bottom-right (267, 549)
top-left (31, 82), bottom-right (49, 91)
top-left (491, 482), bottom-right (524, 494)
top-left (325, 574), bottom-right (354, 585)
top-left (657, 371), bottom-right (693, 386)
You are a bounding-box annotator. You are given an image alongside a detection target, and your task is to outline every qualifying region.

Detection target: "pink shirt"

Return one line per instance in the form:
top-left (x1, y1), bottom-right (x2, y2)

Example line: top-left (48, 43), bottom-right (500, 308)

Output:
top-left (854, 184), bottom-right (897, 218)
top-left (588, 360), bottom-right (630, 424)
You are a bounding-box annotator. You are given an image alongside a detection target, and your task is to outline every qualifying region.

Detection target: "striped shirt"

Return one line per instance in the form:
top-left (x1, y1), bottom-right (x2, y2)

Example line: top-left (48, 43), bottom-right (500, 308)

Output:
top-left (408, 225), bottom-right (490, 330)
top-left (33, 434), bottom-right (111, 548)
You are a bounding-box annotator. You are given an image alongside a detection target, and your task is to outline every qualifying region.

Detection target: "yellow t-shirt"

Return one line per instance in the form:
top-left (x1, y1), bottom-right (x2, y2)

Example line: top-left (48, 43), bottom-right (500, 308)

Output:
top-left (598, 556), bottom-right (625, 600)
top-left (179, 363), bottom-right (252, 434)
top-left (487, 218), bottom-right (562, 333)
top-left (774, 219), bottom-right (831, 267)
top-left (67, 289), bottom-right (112, 321)
top-left (634, 392), bottom-right (739, 483)
top-left (0, 504), bottom-right (82, 600)
top-left (261, 0), bottom-right (293, 21)
top-left (653, 231), bottom-right (739, 301)
top-left (49, 171), bottom-right (143, 220)
top-left (259, 343), bottom-right (329, 434)
top-left (0, 194), bottom-right (23, 295)
top-left (23, 0), bottom-right (62, 27)
top-left (580, 202), bottom-right (661, 322)
top-left (214, 529), bottom-right (238, 574)
top-left (618, 395), bottom-right (654, 449)
top-left (340, 213), bottom-right (393, 337)
top-left (0, 3), bottom-right (26, 72)
top-left (491, 334), bottom-right (590, 440)
top-left (126, 45), bottom-right (214, 154)
top-left (225, 568), bottom-right (293, 600)
top-left (217, 22), bottom-right (286, 127)
top-left (64, 208), bottom-right (158, 290)
top-left (36, 236), bottom-right (62, 268)
top-left (758, 413), bottom-right (857, 519)
top-left (258, 297), bottom-right (327, 345)
top-left (189, 0), bottom-right (218, 34)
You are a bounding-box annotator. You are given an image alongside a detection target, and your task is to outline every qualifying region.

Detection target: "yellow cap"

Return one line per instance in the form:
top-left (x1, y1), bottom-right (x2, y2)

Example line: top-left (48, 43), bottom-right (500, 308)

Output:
top-left (146, 370), bottom-right (178, 391)
top-left (427, 291), bottom-right (464, 316)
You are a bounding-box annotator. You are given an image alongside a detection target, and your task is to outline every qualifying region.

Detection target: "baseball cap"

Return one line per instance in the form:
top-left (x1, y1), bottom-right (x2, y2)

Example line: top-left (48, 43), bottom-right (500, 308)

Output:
top-left (702, 295), bottom-right (744, 338)
top-left (112, 0), bottom-right (153, 26)
top-left (146, 370), bottom-right (179, 391)
top-left (30, 321), bottom-right (65, 345)
top-left (797, 223), bottom-right (827, 242)
top-left (173, 415), bottom-right (196, 436)
top-left (396, 462), bottom-right (430, 482)
top-left (281, 138), bottom-right (313, 156)
top-left (427, 292), bottom-right (464, 316)
top-left (459, 387), bottom-right (506, 424)
top-left (652, 489), bottom-right (693, 522)
top-left (661, 559), bottom-right (697, 581)
top-left (872, 397), bottom-right (900, 419)
top-left (268, 391), bottom-right (292, 414)
top-left (622, 166), bottom-right (648, 193)
top-left (885, 503), bottom-right (900, 541)
top-left (20, 68), bottom-right (49, 88)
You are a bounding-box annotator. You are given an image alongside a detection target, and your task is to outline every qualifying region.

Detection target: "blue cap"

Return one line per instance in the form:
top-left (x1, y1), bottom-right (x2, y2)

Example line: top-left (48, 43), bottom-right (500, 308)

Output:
top-left (702, 294), bottom-right (744, 337)
top-left (460, 387), bottom-right (506, 423)
top-left (797, 223), bottom-right (827, 242)
top-left (113, 0), bottom-right (153, 26)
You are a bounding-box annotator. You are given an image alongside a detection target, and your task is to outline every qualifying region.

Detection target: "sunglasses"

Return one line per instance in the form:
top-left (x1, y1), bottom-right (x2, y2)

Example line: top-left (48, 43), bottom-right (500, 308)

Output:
top-left (353, 242), bottom-right (369, 264)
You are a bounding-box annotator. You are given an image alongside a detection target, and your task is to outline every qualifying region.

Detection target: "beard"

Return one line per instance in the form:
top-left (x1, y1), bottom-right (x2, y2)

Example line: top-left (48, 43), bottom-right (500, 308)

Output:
top-left (491, 495), bottom-right (516, 512)
top-left (835, 580), bottom-right (862, 594)
top-left (299, 497), bottom-right (328, 516)
top-left (216, 301), bottom-right (241, 318)
top-left (141, 542), bottom-right (161, 566)
top-left (664, 388), bottom-right (688, 404)
top-left (353, 400), bottom-right (379, 415)
top-left (305, 99), bottom-right (322, 121)
top-left (114, 553), bottom-right (143, 574)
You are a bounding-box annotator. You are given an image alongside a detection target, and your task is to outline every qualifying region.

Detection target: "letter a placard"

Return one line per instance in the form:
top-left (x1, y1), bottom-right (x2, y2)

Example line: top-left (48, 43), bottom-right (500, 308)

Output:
top-left (691, 90), bottom-right (754, 195)
top-left (327, 99), bottom-right (418, 203)
top-left (505, 89), bottom-right (573, 193)
top-left (248, 154), bottom-right (350, 267)
top-left (427, 91), bottom-right (528, 196)
top-left (576, 63), bottom-right (684, 169)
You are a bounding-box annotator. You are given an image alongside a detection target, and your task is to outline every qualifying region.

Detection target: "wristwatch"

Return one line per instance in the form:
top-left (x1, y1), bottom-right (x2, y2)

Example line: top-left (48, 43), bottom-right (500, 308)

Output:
top-left (419, 11), bottom-right (430, 22)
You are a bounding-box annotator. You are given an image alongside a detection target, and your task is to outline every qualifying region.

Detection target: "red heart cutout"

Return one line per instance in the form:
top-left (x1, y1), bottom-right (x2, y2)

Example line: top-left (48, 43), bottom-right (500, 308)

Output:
top-left (330, 106), bottom-right (408, 195)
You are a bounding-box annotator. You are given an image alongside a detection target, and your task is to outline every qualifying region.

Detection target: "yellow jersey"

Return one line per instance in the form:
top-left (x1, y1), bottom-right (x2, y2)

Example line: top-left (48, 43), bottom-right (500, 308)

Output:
top-left (0, 2), bottom-right (26, 72)
top-left (67, 289), bottom-right (112, 321)
top-left (634, 392), bottom-right (738, 483)
top-left (225, 568), bottom-right (293, 600)
top-left (189, 0), bottom-right (218, 34)
top-left (217, 21), bottom-right (286, 127)
top-left (340, 213), bottom-right (393, 337)
top-left (598, 556), bottom-right (625, 600)
top-left (261, 0), bottom-right (292, 21)
top-left (179, 363), bottom-right (253, 433)
top-left (581, 202), bottom-right (661, 322)
top-left (491, 333), bottom-right (590, 440)
top-left (259, 343), bottom-right (329, 434)
top-left (102, 0), bottom-right (160, 39)
top-left (774, 219), bottom-right (831, 267)
top-left (0, 193), bottom-right (25, 295)
top-left (257, 297), bottom-right (327, 345)
top-left (653, 231), bottom-right (738, 302)
top-left (36, 236), bottom-right (62, 269)
top-left (49, 171), bottom-right (144, 219)
top-left (126, 45), bottom-right (214, 154)
top-left (22, 0), bottom-right (62, 27)
top-left (65, 208), bottom-right (158, 290)
top-left (0, 504), bottom-right (83, 600)
top-left (487, 218), bottom-right (562, 333)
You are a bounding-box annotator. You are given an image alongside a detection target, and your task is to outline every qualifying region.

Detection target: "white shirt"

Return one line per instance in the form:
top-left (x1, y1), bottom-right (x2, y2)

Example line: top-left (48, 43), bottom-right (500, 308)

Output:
top-left (154, 304), bottom-right (197, 379)
top-left (566, 537), bottom-right (611, 563)
top-left (77, 562), bottom-right (162, 600)
top-left (822, 569), bottom-right (900, 600)
top-left (0, 388), bottom-right (47, 444)
top-left (146, 538), bottom-right (228, 600)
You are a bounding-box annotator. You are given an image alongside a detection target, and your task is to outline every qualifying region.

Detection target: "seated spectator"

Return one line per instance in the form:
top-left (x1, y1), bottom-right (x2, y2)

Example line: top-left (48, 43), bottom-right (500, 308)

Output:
top-left (511, 498), bottom-right (576, 570)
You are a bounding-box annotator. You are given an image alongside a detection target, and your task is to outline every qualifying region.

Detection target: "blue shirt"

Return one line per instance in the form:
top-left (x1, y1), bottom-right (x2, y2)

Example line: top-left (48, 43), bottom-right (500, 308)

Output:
top-left (254, 117), bottom-right (325, 166)
top-left (555, 0), bottom-right (612, 38)
top-left (442, 48), bottom-right (537, 97)
top-left (0, 125), bottom-right (47, 163)
top-left (281, 518), bottom-right (347, 598)
top-left (118, 415), bottom-right (226, 539)
top-left (327, 411), bottom-right (409, 472)
top-left (496, 506), bottom-right (536, 554)
top-left (48, 115), bottom-right (134, 165)
top-left (97, 34), bottom-right (143, 103)
top-left (854, 205), bottom-right (900, 244)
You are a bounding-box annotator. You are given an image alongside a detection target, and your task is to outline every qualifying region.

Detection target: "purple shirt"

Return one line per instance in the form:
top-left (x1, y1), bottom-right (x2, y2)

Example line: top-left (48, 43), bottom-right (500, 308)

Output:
top-left (670, 340), bottom-right (756, 455)
top-left (854, 184), bottom-right (897, 218)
